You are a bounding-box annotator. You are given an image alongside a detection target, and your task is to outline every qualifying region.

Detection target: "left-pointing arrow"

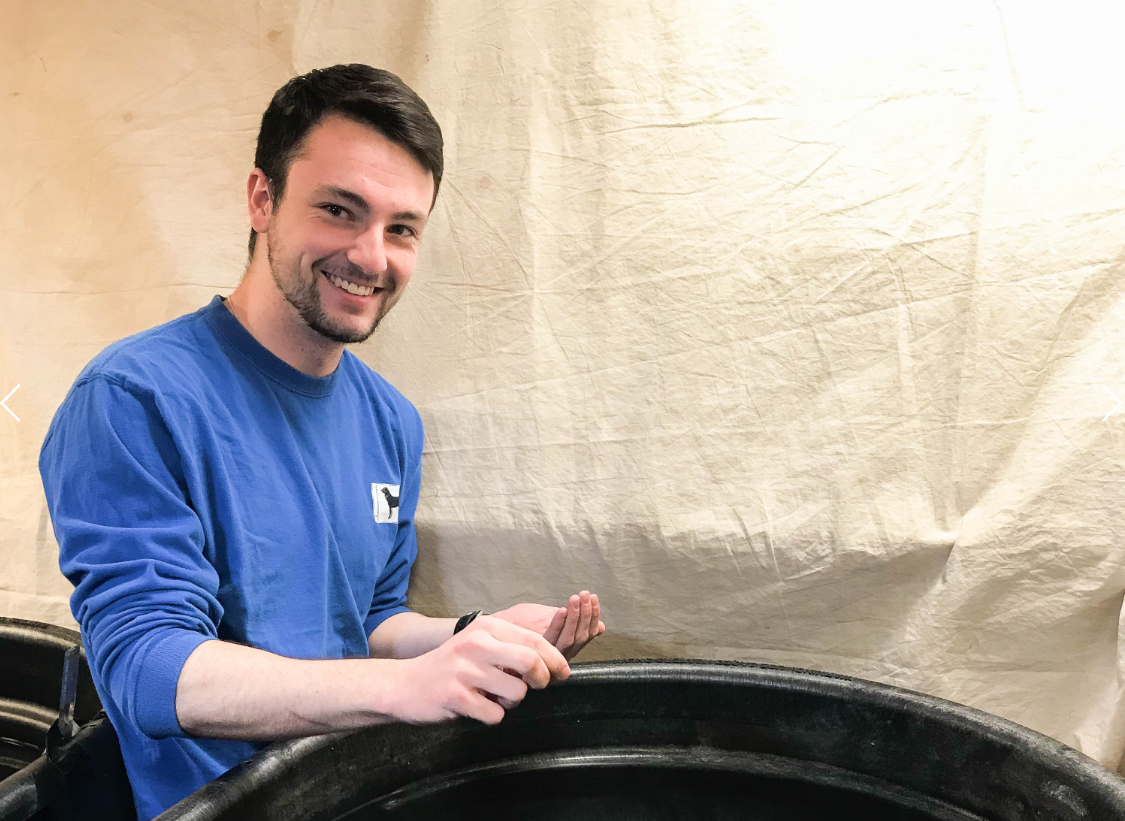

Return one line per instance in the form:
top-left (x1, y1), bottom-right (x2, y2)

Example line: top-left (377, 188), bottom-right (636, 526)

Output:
top-left (1, 385), bottom-right (19, 422)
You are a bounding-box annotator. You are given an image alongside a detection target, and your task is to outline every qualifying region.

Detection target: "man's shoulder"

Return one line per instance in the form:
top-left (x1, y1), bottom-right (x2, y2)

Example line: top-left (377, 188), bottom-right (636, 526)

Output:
top-left (340, 353), bottom-right (423, 434)
top-left (75, 303), bottom-right (217, 395)
top-left (44, 303), bottom-right (223, 455)
top-left (341, 353), bottom-right (412, 403)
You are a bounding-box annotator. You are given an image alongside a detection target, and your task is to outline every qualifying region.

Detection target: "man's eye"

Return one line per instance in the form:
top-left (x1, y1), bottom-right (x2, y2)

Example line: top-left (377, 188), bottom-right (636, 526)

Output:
top-left (389, 225), bottom-right (417, 238)
top-left (322, 204), bottom-right (351, 219)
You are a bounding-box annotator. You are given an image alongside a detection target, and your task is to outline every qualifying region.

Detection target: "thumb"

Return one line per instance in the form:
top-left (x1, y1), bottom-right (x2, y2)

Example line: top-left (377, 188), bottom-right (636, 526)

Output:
top-left (543, 606), bottom-right (568, 645)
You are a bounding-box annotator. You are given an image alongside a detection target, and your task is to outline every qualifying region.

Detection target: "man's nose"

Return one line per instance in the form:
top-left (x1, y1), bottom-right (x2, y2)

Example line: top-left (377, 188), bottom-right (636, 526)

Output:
top-left (347, 226), bottom-right (388, 277)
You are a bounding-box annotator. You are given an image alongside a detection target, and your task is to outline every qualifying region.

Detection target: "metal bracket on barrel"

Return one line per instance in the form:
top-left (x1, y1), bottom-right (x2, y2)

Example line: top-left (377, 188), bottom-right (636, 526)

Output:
top-left (45, 644), bottom-right (81, 762)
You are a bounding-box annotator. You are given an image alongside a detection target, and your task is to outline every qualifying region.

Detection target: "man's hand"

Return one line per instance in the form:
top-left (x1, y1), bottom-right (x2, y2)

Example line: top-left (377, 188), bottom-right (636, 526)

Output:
top-left (492, 590), bottom-right (605, 661)
top-left (390, 616), bottom-right (569, 725)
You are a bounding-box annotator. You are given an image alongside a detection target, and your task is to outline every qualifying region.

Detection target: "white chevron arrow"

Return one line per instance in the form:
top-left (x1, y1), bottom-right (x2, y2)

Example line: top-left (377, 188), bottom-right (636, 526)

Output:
top-left (1, 385), bottom-right (19, 422)
top-left (1102, 385), bottom-right (1121, 422)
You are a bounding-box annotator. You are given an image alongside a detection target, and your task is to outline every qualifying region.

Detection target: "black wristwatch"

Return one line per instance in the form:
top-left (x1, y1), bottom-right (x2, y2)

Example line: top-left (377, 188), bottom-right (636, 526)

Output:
top-left (453, 609), bottom-right (483, 634)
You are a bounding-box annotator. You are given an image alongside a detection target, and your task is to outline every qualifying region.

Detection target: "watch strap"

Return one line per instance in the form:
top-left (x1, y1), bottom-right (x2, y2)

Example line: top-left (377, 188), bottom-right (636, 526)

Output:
top-left (454, 609), bottom-right (483, 634)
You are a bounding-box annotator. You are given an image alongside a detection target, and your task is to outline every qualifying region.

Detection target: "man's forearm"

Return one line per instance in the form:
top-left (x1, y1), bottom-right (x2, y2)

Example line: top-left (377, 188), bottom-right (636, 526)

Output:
top-left (368, 611), bottom-right (456, 659)
top-left (176, 619), bottom-right (570, 740)
top-left (175, 639), bottom-right (404, 740)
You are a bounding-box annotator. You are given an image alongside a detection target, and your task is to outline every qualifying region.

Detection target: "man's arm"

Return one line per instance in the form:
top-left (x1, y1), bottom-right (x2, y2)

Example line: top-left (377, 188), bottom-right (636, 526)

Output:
top-left (369, 591), bottom-right (606, 662)
top-left (43, 376), bottom-right (225, 740)
top-left (176, 617), bottom-right (568, 740)
top-left (42, 377), bottom-right (569, 743)
top-left (368, 611), bottom-right (456, 659)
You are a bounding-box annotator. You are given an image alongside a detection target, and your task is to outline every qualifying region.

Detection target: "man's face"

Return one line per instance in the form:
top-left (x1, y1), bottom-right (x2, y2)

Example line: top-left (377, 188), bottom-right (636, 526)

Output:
top-left (264, 115), bottom-right (434, 344)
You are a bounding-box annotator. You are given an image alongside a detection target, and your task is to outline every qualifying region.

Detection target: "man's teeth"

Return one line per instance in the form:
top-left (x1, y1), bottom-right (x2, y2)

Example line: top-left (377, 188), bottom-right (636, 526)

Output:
top-left (326, 273), bottom-right (376, 296)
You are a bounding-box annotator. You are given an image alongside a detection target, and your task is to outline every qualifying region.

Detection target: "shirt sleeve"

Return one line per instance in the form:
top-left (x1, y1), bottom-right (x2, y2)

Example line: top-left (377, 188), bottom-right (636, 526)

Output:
top-left (39, 374), bottom-right (222, 740)
top-left (363, 403), bottom-right (424, 637)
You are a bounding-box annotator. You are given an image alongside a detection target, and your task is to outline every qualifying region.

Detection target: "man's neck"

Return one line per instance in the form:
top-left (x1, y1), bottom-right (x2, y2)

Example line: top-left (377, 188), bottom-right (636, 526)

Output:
top-left (224, 270), bottom-right (344, 378)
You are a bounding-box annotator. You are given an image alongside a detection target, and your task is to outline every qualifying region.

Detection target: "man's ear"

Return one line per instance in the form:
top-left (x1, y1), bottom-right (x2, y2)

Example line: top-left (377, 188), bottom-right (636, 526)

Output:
top-left (247, 169), bottom-right (273, 234)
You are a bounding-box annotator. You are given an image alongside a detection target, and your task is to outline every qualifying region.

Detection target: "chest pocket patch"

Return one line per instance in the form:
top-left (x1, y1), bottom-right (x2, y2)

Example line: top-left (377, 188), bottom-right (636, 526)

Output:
top-left (371, 483), bottom-right (401, 524)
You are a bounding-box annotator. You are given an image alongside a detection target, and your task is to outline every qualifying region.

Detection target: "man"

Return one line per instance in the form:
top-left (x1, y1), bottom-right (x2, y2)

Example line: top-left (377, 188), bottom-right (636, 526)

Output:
top-left (39, 64), bottom-right (604, 820)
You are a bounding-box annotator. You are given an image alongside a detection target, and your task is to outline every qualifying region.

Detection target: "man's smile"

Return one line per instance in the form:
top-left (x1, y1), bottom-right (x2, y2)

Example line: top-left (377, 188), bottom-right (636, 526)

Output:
top-left (321, 268), bottom-right (380, 297)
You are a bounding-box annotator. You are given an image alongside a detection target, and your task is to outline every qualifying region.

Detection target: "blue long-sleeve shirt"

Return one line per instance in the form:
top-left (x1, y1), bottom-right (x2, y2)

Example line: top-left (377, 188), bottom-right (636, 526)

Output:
top-left (39, 295), bottom-right (423, 819)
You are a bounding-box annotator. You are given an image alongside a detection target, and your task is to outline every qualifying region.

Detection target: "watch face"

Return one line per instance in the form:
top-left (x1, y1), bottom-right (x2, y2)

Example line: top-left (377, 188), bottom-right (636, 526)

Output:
top-left (456, 610), bottom-right (482, 633)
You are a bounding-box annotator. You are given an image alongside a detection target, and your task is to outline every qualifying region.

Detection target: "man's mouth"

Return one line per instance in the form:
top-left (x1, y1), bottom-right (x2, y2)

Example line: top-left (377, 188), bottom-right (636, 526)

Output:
top-left (322, 270), bottom-right (378, 297)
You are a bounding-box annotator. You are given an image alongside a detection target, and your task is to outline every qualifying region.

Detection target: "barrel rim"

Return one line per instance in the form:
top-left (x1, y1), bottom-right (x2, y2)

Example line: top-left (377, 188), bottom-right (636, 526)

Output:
top-left (156, 658), bottom-right (1125, 820)
top-left (370, 746), bottom-right (985, 821)
top-left (0, 618), bottom-right (81, 648)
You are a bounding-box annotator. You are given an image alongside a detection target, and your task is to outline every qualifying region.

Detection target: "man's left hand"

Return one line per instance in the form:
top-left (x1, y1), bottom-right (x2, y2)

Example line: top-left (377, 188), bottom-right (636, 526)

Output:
top-left (492, 591), bottom-right (605, 661)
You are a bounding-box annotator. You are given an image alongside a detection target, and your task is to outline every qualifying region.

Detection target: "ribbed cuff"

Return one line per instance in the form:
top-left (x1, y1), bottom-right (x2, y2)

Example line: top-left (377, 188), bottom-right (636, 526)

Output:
top-left (133, 630), bottom-right (214, 739)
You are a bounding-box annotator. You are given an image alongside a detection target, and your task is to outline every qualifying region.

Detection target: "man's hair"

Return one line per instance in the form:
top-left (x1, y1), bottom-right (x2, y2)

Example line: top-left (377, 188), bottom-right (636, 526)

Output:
top-left (248, 64), bottom-right (444, 257)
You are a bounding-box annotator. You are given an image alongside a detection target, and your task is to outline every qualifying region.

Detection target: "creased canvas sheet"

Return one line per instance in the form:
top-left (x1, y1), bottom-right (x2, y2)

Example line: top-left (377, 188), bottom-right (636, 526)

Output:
top-left (2, 0), bottom-right (1125, 769)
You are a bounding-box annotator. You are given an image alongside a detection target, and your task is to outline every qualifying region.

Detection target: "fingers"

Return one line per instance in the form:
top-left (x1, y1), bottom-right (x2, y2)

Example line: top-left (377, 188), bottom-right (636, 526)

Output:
top-left (552, 591), bottom-right (605, 660)
top-left (472, 663), bottom-right (529, 706)
top-left (524, 630), bottom-right (570, 684)
top-left (397, 654), bottom-right (508, 725)
top-left (461, 617), bottom-right (570, 686)
top-left (432, 597), bottom-right (605, 726)
top-left (543, 606), bottom-right (568, 646)
top-left (557, 594), bottom-right (581, 652)
top-left (453, 687), bottom-right (507, 725)
top-left (576, 591), bottom-right (593, 642)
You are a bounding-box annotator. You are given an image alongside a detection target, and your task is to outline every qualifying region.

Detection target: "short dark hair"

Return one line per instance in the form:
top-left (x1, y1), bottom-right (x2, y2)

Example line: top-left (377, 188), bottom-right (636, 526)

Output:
top-left (248, 64), bottom-right (444, 257)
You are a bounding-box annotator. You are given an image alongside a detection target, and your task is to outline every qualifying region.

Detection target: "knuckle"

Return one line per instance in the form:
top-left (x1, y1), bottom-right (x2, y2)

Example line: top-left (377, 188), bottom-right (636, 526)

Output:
top-left (464, 628), bottom-right (485, 645)
top-left (451, 687), bottom-right (475, 713)
top-left (508, 646), bottom-right (532, 670)
top-left (464, 631), bottom-right (490, 652)
top-left (523, 646), bottom-right (545, 671)
top-left (451, 657), bottom-right (473, 681)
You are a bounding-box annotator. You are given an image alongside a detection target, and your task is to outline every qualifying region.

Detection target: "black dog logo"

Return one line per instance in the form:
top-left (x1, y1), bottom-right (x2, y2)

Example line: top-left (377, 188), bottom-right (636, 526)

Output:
top-left (381, 486), bottom-right (400, 515)
top-left (372, 483), bottom-right (402, 523)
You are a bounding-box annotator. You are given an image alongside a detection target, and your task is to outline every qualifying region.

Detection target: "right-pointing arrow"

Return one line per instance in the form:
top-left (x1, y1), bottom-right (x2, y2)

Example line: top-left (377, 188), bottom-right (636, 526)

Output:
top-left (1103, 385), bottom-right (1121, 422)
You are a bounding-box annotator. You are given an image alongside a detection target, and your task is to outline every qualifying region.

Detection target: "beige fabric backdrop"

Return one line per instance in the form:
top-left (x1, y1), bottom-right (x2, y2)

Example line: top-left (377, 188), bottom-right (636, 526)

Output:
top-left (4, 0), bottom-right (1125, 768)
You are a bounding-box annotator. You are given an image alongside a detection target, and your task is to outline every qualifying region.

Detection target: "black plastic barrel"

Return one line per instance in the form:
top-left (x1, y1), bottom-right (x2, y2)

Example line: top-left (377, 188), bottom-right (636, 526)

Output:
top-left (0, 715), bottom-right (135, 821)
top-left (0, 618), bottom-right (100, 779)
top-left (0, 618), bottom-right (133, 821)
top-left (155, 660), bottom-right (1125, 820)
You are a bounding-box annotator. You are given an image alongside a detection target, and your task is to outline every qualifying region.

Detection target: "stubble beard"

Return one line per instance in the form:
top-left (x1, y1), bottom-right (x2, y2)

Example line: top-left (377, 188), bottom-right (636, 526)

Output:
top-left (266, 230), bottom-right (392, 345)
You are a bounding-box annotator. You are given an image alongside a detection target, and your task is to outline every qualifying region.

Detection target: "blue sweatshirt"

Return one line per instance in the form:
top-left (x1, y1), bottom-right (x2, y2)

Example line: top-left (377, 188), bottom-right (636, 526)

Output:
top-left (39, 296), bottom-right (422, 820)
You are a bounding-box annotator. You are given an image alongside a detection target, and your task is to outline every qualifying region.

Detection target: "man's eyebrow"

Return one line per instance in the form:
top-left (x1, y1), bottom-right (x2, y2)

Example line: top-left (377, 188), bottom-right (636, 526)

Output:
top-left (315, 185), bottom-right (371, 215)
top-left (314, 185), bottom-right (426, 224)
top-left (391, 209), bottom-right (427, 224)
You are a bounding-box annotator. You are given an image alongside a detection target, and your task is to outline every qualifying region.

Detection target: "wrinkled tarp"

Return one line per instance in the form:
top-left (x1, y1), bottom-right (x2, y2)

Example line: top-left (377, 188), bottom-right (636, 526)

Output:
top-left (3, 0), bottom-right (1125, 769)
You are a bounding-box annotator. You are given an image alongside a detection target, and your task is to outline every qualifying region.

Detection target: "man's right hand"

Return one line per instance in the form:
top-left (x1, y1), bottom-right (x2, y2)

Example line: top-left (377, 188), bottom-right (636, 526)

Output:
top-left (389, 616), bottom-right (570, 725)
top-left (175, 617), bottom-right (570, 740)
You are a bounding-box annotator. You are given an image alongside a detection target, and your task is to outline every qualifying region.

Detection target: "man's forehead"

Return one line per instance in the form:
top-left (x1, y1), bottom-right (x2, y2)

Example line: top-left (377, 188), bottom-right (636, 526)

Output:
top-left (290, 115), bottom-right (434, 205)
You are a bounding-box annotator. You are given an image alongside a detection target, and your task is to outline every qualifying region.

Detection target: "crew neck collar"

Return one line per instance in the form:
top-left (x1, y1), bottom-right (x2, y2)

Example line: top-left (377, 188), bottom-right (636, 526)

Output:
top-left (203, 295), bottom-right (341, 398)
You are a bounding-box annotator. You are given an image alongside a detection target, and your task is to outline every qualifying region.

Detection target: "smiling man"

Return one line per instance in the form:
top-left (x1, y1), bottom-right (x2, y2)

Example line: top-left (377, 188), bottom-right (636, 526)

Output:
top-left (232, 113), bottom-right (427, 362)
top-left (39, 65), bottom-right (604, 820)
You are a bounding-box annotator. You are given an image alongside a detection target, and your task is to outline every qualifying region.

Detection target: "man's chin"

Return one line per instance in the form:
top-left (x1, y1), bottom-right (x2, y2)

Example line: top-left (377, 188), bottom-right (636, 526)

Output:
top-left (308, 314), bottom-right (382, 345)
top-left (284, 283), bottom-right (390, 345)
